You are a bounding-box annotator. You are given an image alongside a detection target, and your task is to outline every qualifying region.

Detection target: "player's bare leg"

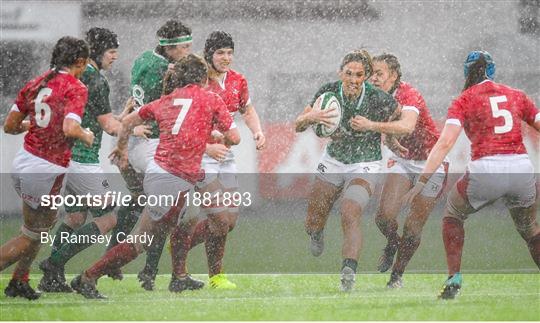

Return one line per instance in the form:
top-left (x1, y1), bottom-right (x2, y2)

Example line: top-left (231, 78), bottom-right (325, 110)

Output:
top-left (509, 203), bottom-right (540, 269)
top-left (2, 203), bottom-right (57, 300)
top-left (339, 178), bottom-right (370, 292)
top-left (305, 177), bottom-right (341, 257)
top-left (375, 173), bottom-right (411, 272)
top-left (389, 194), bottom-right (436, 288)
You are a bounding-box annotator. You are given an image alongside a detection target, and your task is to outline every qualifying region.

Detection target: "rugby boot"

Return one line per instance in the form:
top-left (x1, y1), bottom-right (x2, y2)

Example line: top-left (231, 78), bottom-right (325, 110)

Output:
top-left (71, 274), bottom-right (107, 299)
top-left (106, 267), bottom-right (124, 281)
top-left (38, 258), bottom-right (72, 292)
top-left (377, 240), bottom-right (399, 273)
top-left (138, 267), bottom-right (158, 291)
top-left (209, 273), bottom-right (237, 289)
top-left (386, 271), bottom-right (403, 289)
top-left (309, 230), bottom-right (324, 257)
top-left (438, 272), bottom-right (462, 300)
top-left (340, 266), bottom-right (356, 292)
top-left (4, 279), bottom-right (41, 300)
top-left (169, 274), bottom-right (205, 293)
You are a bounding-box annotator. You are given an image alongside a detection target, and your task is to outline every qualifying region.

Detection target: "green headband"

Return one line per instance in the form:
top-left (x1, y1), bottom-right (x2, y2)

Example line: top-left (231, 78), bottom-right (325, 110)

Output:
top-left (159, 35), bottom-right (193, 46)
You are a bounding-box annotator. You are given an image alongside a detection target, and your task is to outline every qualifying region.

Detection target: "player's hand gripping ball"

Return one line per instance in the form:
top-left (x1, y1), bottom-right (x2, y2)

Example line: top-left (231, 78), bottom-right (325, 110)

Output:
top-left (312, 92), bottom-right (342, 137)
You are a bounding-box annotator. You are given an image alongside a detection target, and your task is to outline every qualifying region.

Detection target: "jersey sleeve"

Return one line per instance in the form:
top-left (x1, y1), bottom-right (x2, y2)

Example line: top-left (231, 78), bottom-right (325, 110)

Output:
top-left (399, 88), bottom-right (423, 115)
top-left (12, 84), bottom-right (30, 115)
top-left (446, 94), bottom-right (466, 127)
top-left (213, 95), bottom-right (233, 133)
top-left (309, 83), bottom-right (335, 107)
top-left (88, 79), bottom-right (112, 117)
top-left (521, 93), bottom-right (540, 126)
top-left (239, 76), bottom-right (251, 109)
top-left (64, 83), bottom-right (88, 123)
top-left (138, 100), bottom-right (158, 121)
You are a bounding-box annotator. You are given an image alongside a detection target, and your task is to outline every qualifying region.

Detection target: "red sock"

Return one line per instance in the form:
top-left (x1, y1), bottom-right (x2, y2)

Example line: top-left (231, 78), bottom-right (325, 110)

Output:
top-left (171, 225), bottom-right (192, 277)
top-left (190, 219), bottom-right (209, 249)
top-left (527, 233), bottom-right (540, 269)
top-left (205, 233), bottom-right (227, 276)
top-left (86, 243), bottom-right (138, 280)
top-left (442, 217), bottom-right (464, 276)
top-left (12, 270), bottom-right (30, 282)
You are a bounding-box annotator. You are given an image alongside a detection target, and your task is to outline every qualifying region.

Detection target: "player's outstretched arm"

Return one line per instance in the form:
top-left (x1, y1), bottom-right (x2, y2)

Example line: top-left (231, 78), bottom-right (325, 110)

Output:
top-left (350, 109), bottom-right (418, 135)
top-left (3, 111), bottom-right (30, 134)
top-left (241, 104), bottom-right (265, 150)
top-left (110, 110), bottom-right (144, 169)
top-left (402, 123), bottom-right (461, 204)
top-left (63, 118), bottom-right (94, 147)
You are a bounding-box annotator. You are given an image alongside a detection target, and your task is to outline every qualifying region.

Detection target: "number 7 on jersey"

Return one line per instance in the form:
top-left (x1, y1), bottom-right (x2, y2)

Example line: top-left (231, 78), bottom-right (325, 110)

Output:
top-left (171, 98), bottom-right (193, 135)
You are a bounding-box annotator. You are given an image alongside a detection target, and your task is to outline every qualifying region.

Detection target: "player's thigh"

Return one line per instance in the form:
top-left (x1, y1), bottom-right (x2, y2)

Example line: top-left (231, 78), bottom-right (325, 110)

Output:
top-left (446, 178), bottom-right (477, 221)
top-left (307, 176), bottom-right (341, 220)
top-left (378, 173), bottom-right (412, 219)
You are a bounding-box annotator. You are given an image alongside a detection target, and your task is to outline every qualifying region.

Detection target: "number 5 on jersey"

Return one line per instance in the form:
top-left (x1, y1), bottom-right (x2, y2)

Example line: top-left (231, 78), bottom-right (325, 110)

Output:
top-left (171, 98), bottom-right (193, 135)
top-left (489, 95), bottom-right (512, 134)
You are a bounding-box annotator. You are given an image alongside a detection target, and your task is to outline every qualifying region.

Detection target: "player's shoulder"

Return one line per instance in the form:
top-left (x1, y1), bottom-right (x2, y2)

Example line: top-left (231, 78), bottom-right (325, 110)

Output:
top-left (366, 82), bottom-right (394, 102)
top-left (397, 81), bottom-right (421, 97)
top-left (58, 72), bottom-right (87, 92)
top-left (133, 50), bottom-right (168, 69)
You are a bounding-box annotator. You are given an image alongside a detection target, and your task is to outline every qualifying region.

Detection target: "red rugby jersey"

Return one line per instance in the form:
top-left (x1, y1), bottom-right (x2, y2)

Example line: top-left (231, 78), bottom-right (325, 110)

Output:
top-left (13, 70), bottom-right (88, 167)
top-left (446, 80), bottom-right (539, 160)
top-left (138, 84), bottom-right (233, 182)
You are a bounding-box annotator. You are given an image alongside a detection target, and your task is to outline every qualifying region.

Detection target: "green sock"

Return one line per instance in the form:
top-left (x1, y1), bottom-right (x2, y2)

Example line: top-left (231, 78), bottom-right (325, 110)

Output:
top-left (108, 204), bottom-right (141, 250)
top-left (50, 222), bottom-right (101, 267)
top-left (50, 223), bottom-right (74, 254)
top-left (143, 234), bottom-right (166, 275)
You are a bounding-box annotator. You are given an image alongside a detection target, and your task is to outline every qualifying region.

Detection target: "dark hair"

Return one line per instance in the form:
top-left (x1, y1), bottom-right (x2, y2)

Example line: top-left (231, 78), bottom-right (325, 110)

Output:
top-left (372, 53), bottom-right (402, 93)
top-left (27, 36), bottom-right (89, 101)
top-left (204, 31), bottom-right (234, 69)
top-left (86, 27), bottom-right (119, 69)
top-left (155, 19), bottom-right (191, 59)
top-left (463, 54), bottom-right (488, 92)
top-left (162, 54), bottom-right (208, 95)
top-left (340, 49), bottom-right (373, 78)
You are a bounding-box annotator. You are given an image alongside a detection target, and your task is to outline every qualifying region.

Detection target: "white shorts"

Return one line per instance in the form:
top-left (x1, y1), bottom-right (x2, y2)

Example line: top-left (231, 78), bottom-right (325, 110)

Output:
top-left (11, 148), bottom-right (67, 209)
top-left (456, 154), bottom-right (536, 210)
top-left (316, 151), bottom-right (382, 192)
top-left (387, 156), bottom-right (448, 198)
top-left (197, 154), bottom-right (238, 190)
top-left (128, 137), bottom-right (159, 173)
top-left (143, 160), bottom-right (194, 221)
top-left (65, 161), bottom-right (111, 196)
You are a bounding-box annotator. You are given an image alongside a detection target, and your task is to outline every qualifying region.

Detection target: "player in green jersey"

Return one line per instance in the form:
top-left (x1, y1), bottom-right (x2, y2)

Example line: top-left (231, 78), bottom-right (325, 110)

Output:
top-left (38, 28), bottom-right (148, 292)
top-left (295, 49), bottom-right (414, 292)
top-left (106, 19), bottom-right (198, 291)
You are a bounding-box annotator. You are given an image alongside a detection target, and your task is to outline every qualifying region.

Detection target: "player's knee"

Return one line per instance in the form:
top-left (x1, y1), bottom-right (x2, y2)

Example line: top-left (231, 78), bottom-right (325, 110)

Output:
top-left (208, 215), bottom-right (229, 236)
top-left (445, 199), bottom-right (469, 222)
top-left (515, 220), bottom-right (540, 242)
top-left (342, 184), bottom-right (370, 211)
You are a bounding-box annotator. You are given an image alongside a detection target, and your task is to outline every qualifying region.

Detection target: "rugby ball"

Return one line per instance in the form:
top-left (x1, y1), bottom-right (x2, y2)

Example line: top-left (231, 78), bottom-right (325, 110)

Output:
top-left (312, 92), bottom-right (342, 137)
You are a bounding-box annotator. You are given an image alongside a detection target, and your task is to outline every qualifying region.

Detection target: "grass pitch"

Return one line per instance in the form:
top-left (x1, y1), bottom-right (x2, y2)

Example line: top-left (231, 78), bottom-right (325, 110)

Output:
top-left (1, 273), bottom-right (539, 321)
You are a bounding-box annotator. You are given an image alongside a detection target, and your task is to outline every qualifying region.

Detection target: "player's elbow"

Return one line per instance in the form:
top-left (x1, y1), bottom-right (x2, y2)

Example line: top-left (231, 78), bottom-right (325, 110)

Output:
top-left (3, 123), bottom-right (18, 134)
top-left (62, 119), bottom-right (80, 138)
top-left (224, 129), bottom-right (241, 146)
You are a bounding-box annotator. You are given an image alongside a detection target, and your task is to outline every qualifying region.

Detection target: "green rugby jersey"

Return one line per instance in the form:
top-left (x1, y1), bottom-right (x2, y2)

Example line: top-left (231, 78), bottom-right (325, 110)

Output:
top-left (310, 81), bottom-right (398, 164)
top-left (71, 64), bottom-right (112, 164)
top-left (130, 50), bottom-right (170, 139)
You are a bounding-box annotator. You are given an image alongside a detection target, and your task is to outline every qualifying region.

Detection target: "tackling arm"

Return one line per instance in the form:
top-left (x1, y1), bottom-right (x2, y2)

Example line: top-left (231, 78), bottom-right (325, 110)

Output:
top-left (3, 111), bottom-right (30, 134)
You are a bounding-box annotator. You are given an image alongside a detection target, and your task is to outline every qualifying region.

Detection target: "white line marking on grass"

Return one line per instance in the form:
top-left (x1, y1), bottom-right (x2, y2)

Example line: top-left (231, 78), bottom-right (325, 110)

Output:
top-left (1, 292), bottom-right (538, 306)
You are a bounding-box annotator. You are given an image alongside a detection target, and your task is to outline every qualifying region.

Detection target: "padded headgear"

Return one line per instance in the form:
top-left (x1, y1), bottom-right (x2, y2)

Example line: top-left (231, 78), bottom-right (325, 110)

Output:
top-left (464, 50), bottom-right (495, 80)
top-left (204, 31), bottom-right (234, 69)
top-left (86, 27), bottom-right (119, 69)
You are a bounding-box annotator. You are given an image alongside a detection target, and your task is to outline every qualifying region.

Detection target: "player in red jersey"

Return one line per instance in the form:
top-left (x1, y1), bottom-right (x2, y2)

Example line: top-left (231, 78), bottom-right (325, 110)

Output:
top-left (169, 31), bottom-right (265, 291)
top-left (70, 54), bottom-right (240, 299)
top-left (367, 54), bottom-right (446, 288)
top-left (403, 50), bottom-right (540, 299)
top-left (1, 36), bottom-right (93, 300)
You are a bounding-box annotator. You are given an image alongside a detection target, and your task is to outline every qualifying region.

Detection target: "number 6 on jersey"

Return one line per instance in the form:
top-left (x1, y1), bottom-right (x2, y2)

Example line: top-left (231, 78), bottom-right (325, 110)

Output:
top-left (171, 98), bottom-right (192, 135)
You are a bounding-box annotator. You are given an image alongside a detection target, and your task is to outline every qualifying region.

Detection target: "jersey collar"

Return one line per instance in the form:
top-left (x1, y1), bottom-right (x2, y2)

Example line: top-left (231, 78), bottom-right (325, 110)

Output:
top-left (339, 81), bottom-right (366, 110)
